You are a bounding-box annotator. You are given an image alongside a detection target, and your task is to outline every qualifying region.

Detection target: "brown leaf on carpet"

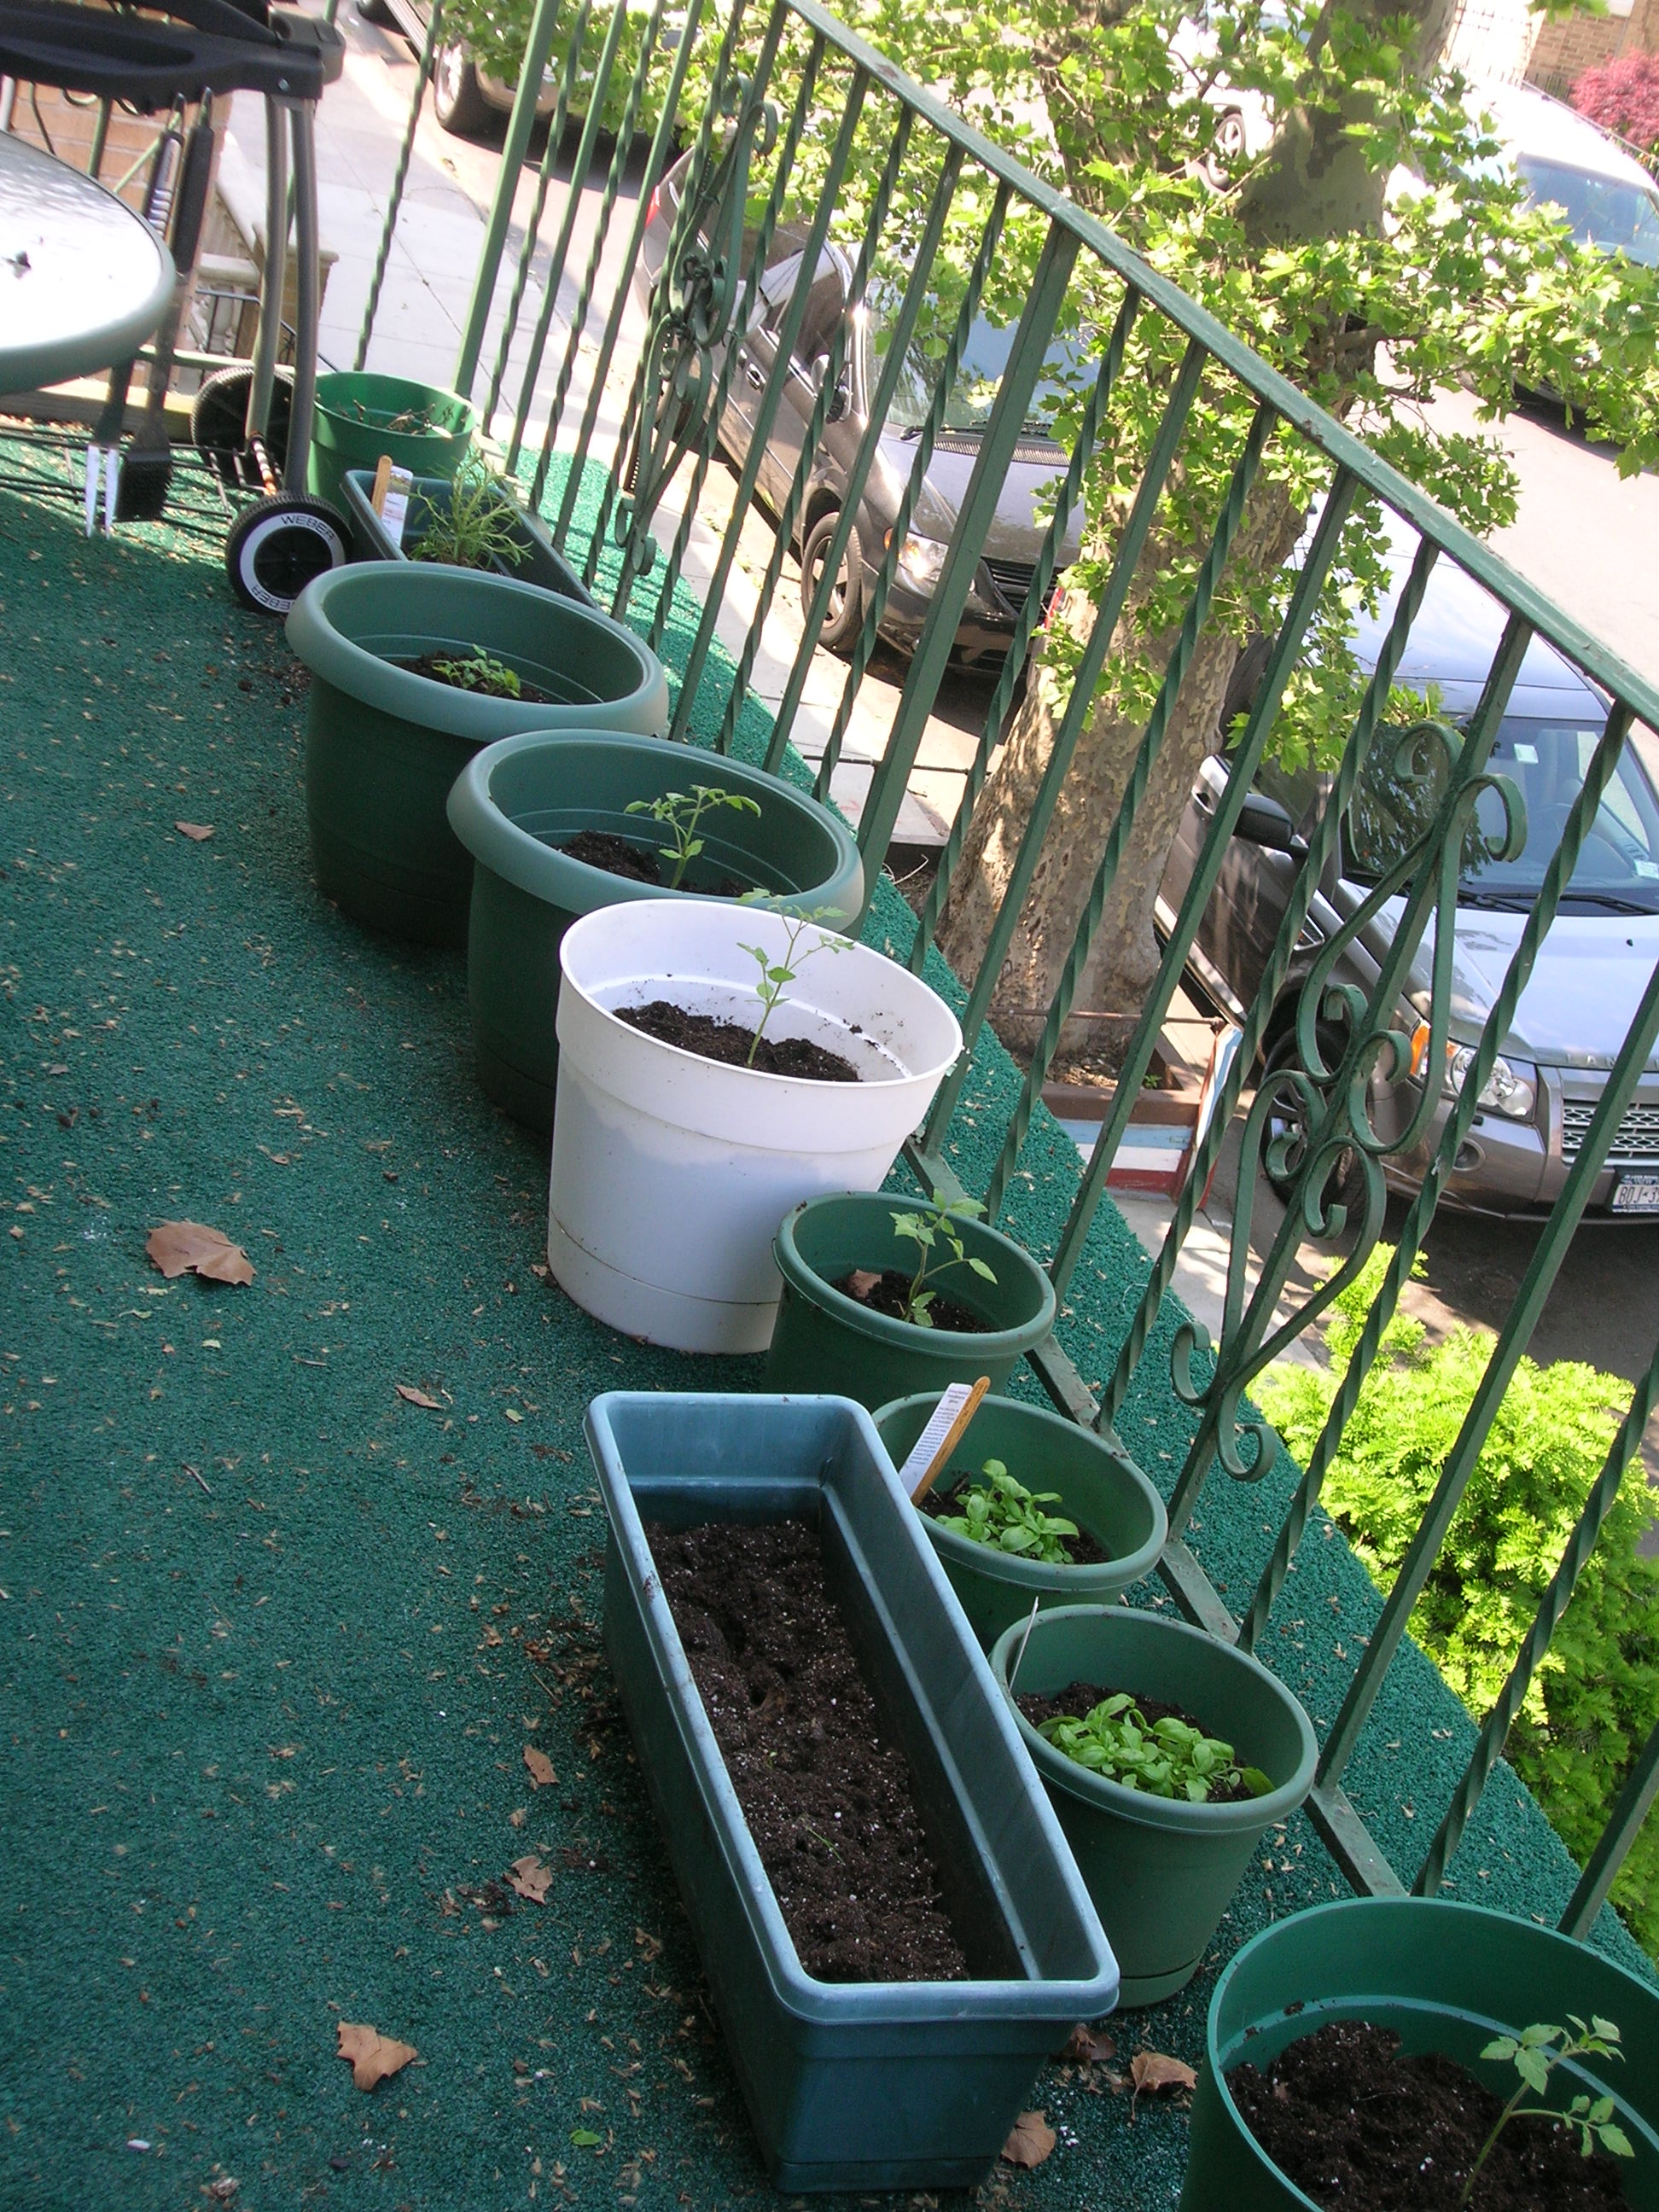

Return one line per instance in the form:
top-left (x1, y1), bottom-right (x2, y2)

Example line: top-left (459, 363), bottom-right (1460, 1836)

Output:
top-left (1063, 2023), bottom-right (1117, 2064)
top-left (524, 1746), bottom-right (556, 1789)
top-left (1130, 2052), bottom-right (1196, 2108)
top-left (174, 821), bottom-right (214, 841)
top-left (395, 1383), bottom-right (443, 1409)
top-left (1000, 2110), bottom-right (1056, 2168)
top-left (508, 1854), bottom-right (553, 1905)
top-left (336, 2022), bottom-right (418, 2093)
top-left (145, 1221), bottom-right (255, 1286)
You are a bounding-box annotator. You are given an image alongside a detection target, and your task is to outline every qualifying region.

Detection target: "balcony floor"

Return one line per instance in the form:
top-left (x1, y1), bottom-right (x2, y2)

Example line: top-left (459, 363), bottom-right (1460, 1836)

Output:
top-left (0, 437), bottom-right (1644, 2209)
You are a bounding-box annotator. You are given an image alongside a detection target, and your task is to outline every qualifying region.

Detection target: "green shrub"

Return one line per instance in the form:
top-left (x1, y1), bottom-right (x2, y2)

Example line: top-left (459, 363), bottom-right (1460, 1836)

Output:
top-left (1255, 1247), bottom-right (1659, 1957)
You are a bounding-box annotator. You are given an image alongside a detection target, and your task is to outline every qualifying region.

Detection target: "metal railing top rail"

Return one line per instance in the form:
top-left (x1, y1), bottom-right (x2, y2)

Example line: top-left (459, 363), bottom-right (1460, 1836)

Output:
top-left (762, 0), bottom-right (1659, 744)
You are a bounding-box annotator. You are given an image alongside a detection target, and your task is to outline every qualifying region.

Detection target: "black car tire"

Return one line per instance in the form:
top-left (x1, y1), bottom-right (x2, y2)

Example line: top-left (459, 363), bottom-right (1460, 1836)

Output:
top-left (433, 41), bottom-right (492, 136)
top-left (354, 0), bottom-right (397, 24)
top-left (801, 510), bottom-right (865, 658)
top-left (1204, 107), bottom-right (1248, 189)
top-left (1259, 1023), bottom-right (1369, 1228)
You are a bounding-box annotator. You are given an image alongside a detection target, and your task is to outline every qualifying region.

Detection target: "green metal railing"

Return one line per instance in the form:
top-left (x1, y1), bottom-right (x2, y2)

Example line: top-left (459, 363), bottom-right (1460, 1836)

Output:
top-left (343, 0), bottom-right (1659, 1944)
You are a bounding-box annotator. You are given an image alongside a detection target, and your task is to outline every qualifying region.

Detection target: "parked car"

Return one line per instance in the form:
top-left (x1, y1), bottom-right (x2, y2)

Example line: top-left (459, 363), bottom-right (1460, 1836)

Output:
top-left (636, 155), bottom-right (1081, 665)
top-left (358, 0), bottom-right (672, 139)
top-left (1158, 534), bottom-right (1659, 1220)
top-left (1473, 76), bottom-right (1659, 269)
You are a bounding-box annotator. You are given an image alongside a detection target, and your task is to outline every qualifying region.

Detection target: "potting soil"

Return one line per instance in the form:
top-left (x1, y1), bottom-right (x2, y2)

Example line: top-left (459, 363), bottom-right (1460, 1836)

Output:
top-left (614, 1000), bottom-right (861, 1081)
top-left (837, 1263), bottom-right (984, 1330)
top-left (646, 1516), bottom-right (970, 1983)
top-left (0, 431), bottom-right (1649, 2212)
top-left (556, 829), bottom-right (662, 885)
top-left (1228, 2019), bottom-right (1632, 2209)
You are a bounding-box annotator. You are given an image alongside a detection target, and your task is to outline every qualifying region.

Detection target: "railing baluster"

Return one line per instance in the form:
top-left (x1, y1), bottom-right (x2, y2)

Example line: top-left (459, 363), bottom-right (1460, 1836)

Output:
top-left (1043, 474), bottom-right (1359, 1307)
top-left (1417, 1318), bottom-right (1659, 1899)
top-left (354, 0), bottom-right (445, 371)
top-left (1318, 702), bottom-right (1641, 1793)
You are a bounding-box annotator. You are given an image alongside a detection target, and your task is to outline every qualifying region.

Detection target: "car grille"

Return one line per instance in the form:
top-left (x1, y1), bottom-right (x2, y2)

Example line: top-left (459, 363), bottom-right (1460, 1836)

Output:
top-left (1559, 1094), bottom-right (1659, 1167)
top-left (982, 557), bottom-right (1042, 613)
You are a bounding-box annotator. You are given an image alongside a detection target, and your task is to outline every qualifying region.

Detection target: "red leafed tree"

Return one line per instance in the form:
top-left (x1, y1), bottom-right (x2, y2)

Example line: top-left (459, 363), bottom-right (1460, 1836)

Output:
top-left (1572, 52), bottom-right (1659, 154)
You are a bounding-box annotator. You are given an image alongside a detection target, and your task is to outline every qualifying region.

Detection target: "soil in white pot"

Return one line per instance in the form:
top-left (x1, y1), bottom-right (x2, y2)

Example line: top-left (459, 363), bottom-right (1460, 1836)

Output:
top-left (616, 1000), bottom-right (862, 1082)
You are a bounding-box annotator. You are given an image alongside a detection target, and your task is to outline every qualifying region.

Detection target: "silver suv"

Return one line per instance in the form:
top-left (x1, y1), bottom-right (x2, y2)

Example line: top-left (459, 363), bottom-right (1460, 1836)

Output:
top-left (1159, 550), bottom-right (1659, 1220)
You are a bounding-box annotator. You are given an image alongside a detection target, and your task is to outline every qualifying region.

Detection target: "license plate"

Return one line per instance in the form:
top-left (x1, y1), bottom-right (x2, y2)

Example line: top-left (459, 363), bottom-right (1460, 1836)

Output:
top-left (1611, 1173), bottom-right (1659, 1214)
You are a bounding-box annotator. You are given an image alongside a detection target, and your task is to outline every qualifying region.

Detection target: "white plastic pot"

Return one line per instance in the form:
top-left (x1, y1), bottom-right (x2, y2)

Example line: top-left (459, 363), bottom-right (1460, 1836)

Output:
top-left (548, 899), bottom-right (963, 1353)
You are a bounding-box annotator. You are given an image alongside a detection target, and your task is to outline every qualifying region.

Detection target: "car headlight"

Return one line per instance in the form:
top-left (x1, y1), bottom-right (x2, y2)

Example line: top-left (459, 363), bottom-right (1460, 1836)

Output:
top-left (1411, 1025), bottom-right (1536, 1120)
top-left (894, 530), bottom-right (948, 594)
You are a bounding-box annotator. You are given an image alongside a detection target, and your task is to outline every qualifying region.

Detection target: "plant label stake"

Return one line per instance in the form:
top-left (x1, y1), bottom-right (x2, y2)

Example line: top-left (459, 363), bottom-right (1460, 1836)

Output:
top-left (900, 1376), bottom-right (992, 1503)
top-left (370, 455), bottom-right (415, 548)
top-left (1007, 1594), bottom-right (1042, 1692)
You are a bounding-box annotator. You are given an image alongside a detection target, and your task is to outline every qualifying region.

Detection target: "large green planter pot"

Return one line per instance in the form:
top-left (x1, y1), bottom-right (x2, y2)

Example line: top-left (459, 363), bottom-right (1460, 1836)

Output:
top-left (872, 1391), bottom-right (1167, 1648)
top-left (1181, 1897), bottom-right (1659, 2210)
top-left (306, 371), bottom-right (474, 513)
top-left (446, 729), bottom-right (864, 1133)
top-left (286, 563), bottom-right (669, 946)
top-left (765, 1192), bottom-right (1057, 1410)
top-left (339, 467), bottom-right (598, 608)
top-left (989, 1605), bottom-right (1318, 2006)
top-left (587, 1390), bottom-right (1120, 2192)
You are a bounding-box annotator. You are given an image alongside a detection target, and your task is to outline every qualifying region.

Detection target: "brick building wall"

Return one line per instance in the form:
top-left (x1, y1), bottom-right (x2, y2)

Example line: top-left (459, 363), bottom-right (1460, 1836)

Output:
top-left (1528, 0), bottom-right (1659, 98)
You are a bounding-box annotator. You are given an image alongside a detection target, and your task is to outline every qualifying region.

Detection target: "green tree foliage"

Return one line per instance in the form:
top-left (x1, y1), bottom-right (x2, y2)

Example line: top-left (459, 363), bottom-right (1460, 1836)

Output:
top-left (1256, 1248), bottom-right (1659, 1957)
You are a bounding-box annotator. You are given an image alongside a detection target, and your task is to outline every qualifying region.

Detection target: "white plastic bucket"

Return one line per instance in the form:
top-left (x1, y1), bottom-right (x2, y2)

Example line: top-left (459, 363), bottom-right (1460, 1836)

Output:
top-left (548, 899), bottom-right (963, 1353)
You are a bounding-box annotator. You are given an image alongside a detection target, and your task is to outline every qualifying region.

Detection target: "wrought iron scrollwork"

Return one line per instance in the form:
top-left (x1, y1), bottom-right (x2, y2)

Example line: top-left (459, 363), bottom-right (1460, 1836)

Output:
top-left (614, 79), bottom-right (777, 595)
top-left (1168, 719), bottom-right (1525, 1484)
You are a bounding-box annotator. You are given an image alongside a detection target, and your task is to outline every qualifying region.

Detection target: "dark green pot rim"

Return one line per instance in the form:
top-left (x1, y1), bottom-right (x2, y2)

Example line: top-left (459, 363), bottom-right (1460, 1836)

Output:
top-left (445, 728), bottom-right (862, 914)
top-left (989, 1604), bottom-right (1318, 1835)
top-left (873, 1390), bottom-right (1167, 1594)
top-left (773, 1192), bottom-right (1057, 1362)
top-left (286, 564), bottom-right (663, 742)
top-left (312, 370), bottom-right (475, 442)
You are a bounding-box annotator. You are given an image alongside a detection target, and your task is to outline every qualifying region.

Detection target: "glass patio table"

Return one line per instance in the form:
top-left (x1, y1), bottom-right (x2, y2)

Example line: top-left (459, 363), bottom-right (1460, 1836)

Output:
top-left (0, 128), bottom-right (175, 393)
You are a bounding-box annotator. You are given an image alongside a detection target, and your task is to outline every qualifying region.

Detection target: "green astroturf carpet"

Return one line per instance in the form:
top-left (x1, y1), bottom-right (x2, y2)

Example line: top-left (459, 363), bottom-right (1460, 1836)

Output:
top-left (0, 434), bottom-right (1649, 2212)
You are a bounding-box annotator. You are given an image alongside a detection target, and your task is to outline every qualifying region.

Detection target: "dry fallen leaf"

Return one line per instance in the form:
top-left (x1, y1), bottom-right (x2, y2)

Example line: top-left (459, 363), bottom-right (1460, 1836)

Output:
top-left (145, 1221), bottom-right (255, 1287)
top-left (523, 1745), bottom-right (556, 1789)
top-left (174, 821), bottom-right (214, 841)
top-left (336, 2021), bottom-right (418, 2093)
top-left (845, 1267), bottom-right (882, 1300)
top-left (1130, 2052), bottom-right (1196, 2108)
top-left (1064, 2023), bottom-right (1117, 2065)
top-left (508, 1854), bottom-right (553, 1905)
top-left (395, 1383), bottom-right (443, 1409)
top-left (1001, 2110), bottom-right (1056, 2168)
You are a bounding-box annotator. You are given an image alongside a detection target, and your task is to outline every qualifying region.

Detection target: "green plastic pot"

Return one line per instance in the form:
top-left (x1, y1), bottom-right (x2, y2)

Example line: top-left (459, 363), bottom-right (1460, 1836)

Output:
top-left (873, 1392), bottom-right (1167, 1648)
top-left (989, 1605), bottom-right (1318, 2006)
top-left (765, 1192), bottom-right (1057, 1410)
top-left (286, 562), bottom-right (669, 946)
top-left (1181, 1897), bottom-right (1659, 2210)
top-left (339, 468), bottom-right (598, 608)
top-left (306, 371), bottom-right (474, 513)
top-left (446, 729), bottom-right (864, 1132)
top-left (587, 1390), bottom-right (1120, 2192)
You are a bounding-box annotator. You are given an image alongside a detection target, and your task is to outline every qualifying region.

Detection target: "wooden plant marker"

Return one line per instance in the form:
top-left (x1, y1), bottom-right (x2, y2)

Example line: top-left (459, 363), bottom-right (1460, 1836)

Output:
top-left (370, 453), bottom-right (415, 548)
top-left (899, 1375), bottom-right (992, 1504)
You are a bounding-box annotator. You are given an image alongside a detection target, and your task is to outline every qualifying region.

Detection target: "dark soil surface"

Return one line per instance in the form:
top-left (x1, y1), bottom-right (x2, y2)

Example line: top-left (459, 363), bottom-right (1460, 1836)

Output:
top-left (556, 830), bottom-right (754, 898)
top-left (922, 1477), bottom-right (1109, 1566)
top-left (648, 1516), bottom-right (971, 1984)
top-left (835, 1266), bottom-right (985, 1333)
top-left (560, 829), bottom-right (661, 884)
top-left (1015, 1679), bottom-right (1260, 1805)
top-left (1229, 2019), bottom-right (1632, 2210)
top-left (616, 1000), bottom-right (861, 1081)
top-left (403, 652), bottom-right (551, 705)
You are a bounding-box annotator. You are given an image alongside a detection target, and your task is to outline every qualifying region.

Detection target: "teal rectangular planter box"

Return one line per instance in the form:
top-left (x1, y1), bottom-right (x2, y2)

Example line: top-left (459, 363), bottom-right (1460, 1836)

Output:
top-left (586, 1391), bottom-right (1120, 2194)
top-left (340, 467), bottom-right (597, 609)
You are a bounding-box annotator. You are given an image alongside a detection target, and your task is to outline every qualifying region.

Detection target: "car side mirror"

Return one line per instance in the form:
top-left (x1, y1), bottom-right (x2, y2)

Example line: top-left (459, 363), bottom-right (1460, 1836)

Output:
top-left (1234, 789), bottom-right (1301, 854)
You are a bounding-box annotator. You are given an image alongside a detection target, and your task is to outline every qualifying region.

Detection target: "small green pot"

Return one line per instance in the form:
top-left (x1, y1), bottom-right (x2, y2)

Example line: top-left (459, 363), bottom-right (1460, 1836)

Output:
top-left (307, 372), bottom-right (474, 514)
top-left (446, 729), bottom-right (864, 1132)
top-left (765, 1191), bottom-right (1057, 1411)
top-left (339, 468), bottom-right (597, 608)
top-left (872, 1391), bottom-right (1167, 1648)
top-left (1181, 1897), bottom-right (1659, 2210)
top-left (989, 1605), bottom-right (1318, 2006)
top-left (286, 562), bottom-right (669, 946)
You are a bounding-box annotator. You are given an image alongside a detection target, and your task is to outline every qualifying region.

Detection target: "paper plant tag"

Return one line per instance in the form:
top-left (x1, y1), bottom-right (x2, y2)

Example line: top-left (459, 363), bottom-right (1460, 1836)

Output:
top-left (897, 1377), bottom-right (990, 1501)
top-left (376, 460), bottom-right (416, 548)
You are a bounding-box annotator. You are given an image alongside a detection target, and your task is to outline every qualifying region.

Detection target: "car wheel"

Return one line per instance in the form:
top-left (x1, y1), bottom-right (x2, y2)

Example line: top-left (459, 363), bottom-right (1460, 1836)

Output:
top-left (354, 0), bottom-right (396, 25)
top-left (1204, 107), bottom-right (1247, 189)
top-left (1258, 1024), bottom-right (1369, 1227)
top-left (800, 510), bottom-right (865, 658)
top-left (432, 41), bottom-right (492, 136)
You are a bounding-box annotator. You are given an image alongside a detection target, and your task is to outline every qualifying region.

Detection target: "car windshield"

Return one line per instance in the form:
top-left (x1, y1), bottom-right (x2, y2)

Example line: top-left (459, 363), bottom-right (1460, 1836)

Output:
top-left (869, 294), bottom-right (1091, 438)
top-left (1516, 154), bottom-right (1659, 267)
top-left (1346, 715), bottom-right (1659, 914)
